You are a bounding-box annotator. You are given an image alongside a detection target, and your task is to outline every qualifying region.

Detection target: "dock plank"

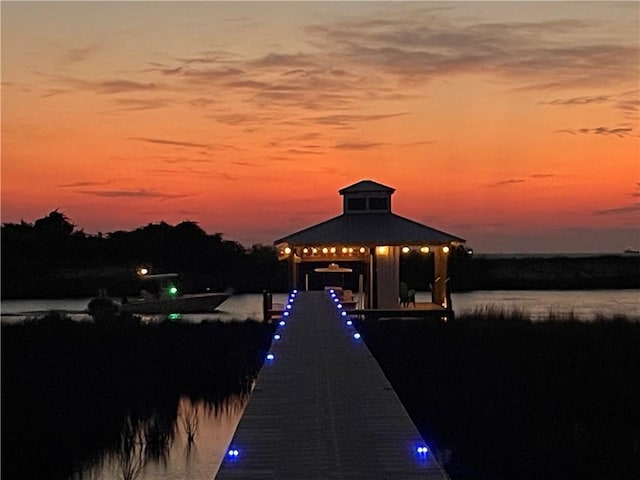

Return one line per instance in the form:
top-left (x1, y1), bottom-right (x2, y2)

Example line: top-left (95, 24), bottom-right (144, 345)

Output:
top-left (216, 291), bottom-right (448, 479)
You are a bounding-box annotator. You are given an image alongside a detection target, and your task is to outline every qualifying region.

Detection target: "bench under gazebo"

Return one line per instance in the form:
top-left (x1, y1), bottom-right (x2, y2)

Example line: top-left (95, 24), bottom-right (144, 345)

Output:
top-left (274, 180), bottom-right (466, 318)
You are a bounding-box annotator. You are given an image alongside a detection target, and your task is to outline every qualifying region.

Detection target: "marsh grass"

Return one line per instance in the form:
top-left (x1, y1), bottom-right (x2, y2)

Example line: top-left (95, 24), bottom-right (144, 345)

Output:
top-left (1, 314), bottom-right (275, 479)
top-left (357, 309), bottom-right (640, 480)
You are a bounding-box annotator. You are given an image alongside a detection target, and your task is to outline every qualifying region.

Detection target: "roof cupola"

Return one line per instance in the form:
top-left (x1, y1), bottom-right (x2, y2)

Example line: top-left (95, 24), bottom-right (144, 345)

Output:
top-left (339, 180), bottom-right (395, 214)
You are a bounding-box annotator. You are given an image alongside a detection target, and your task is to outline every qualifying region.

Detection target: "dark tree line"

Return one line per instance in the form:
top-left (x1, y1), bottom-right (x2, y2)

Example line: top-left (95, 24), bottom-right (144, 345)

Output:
top-left (1, 210), bottom-right (288, 298)
top-left (3, 210), bottom-right (637, 299)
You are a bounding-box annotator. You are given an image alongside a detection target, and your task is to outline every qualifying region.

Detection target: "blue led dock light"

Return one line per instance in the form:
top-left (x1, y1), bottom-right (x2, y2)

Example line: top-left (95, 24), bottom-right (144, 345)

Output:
top-left (346, 319), bottom-right (353, 326)
top-left (353, 332), bottom-right (361, 340)
top-left (279, 320), bottom-right (286, 326)
top-left (341, 311), bottom-right (347, 317)
top-left (273, 334), bottom-right (281, 340)
top-left (416, 446), bottom-right (429, 455)
top-left (227, 448), bottom-right (240, 458)
top-left (266, 353), bottom-right (275, 361)
top-left (286, 304), bottom-right (292, 310)
top-left (283, 311), bottom-right (290, 317)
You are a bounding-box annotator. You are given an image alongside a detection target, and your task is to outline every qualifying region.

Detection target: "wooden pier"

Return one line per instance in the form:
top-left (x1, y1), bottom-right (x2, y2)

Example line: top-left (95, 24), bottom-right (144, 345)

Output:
top-left (216, 291), bottom-right (448, 479)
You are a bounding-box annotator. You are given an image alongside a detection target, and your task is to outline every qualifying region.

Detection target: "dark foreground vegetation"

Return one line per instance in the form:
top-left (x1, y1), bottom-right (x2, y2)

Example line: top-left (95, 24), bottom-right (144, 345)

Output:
top-left (3, 210), bottom-right (638, 299)
top-left (358, 312), bottom-right (640, 480)
top-left (1, 314), bottom-right (275, 479)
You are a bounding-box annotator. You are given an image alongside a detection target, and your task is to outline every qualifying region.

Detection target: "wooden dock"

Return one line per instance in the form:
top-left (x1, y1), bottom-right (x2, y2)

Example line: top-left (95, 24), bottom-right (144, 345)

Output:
top-left (216, 291), bottom-right (448, 479)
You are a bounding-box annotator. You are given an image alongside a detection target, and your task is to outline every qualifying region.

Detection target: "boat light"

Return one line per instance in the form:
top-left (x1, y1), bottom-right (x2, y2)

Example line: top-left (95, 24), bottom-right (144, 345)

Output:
top-left (168, 286), bottom-right (178, 296)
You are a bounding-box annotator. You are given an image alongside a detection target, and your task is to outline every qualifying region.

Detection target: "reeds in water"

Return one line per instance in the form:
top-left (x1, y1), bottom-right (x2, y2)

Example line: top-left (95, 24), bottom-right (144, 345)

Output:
top-left (1, 313), bottom-right (275, 479)
top-left (358, 308), bottom-right (640, 480)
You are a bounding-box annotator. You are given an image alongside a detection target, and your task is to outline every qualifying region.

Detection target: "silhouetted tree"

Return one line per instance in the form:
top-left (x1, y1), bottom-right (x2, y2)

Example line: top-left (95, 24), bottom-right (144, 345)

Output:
top-left (33, 209), bottom-right (75, 235)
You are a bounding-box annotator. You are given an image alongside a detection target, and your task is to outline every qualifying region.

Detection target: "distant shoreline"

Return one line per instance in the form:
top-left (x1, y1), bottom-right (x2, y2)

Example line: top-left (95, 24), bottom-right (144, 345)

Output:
top-left (473, 252), bottom-right (639, 259)
top-left (1, 254), bottom-right (638, 299)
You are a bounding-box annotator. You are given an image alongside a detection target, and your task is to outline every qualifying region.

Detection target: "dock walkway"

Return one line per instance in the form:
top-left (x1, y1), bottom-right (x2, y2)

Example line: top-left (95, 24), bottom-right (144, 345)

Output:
top-left (216, 291), bottom-right (448, 479)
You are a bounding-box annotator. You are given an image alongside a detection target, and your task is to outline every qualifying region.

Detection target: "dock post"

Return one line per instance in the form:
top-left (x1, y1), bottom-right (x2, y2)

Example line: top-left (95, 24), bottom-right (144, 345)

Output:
top-left (262, 290), bottom-right (272, 322)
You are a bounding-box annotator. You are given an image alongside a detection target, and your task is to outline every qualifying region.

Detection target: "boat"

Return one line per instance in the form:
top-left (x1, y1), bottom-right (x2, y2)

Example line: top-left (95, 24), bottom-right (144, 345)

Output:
top-left (623, 248), bottom-right (640, 254)
top-left (120, 273), bottom-right (232, 314)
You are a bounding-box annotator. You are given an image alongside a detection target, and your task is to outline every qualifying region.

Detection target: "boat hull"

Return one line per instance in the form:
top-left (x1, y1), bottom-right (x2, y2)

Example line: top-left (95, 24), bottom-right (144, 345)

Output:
top-left (121, 292), bottom-right (231, 314)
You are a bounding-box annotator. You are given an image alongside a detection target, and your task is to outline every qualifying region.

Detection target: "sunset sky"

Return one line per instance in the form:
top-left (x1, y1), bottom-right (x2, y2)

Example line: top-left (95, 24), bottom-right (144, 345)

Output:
top-left (2, 1), bottom-right (638, 253)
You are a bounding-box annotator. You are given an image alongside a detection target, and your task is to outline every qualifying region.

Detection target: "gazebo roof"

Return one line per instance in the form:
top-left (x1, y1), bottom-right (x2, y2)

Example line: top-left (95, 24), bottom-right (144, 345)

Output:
top-left (274, 212), bottom-right (465, 246)
top-left (338, 180), bottom-right (395, 195)
top-left (275, 179), bottom-right (465, 247)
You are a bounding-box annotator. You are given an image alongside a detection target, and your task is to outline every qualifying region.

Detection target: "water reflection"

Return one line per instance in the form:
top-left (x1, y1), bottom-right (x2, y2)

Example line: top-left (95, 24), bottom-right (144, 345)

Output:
top-left (1, 319), bottom-right (273, 480)
top-left (81, 395), bottom-right (249, 480)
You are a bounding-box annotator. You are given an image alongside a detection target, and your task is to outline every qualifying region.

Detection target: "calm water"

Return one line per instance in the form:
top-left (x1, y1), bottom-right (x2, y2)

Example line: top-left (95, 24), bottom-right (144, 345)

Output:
top-left (2, 290), bottom-right (639, 323)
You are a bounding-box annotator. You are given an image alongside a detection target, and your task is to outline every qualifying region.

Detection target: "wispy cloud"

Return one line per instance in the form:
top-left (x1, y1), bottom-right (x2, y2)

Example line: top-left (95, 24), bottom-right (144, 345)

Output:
top-left (308, 113), bottom-right (406, 126)
top-left (111, 98), bottom-right (169, 111)
top-left (78, 189), bottom-right (190, 199)
top-left (307, 11), bottom-right (638, 90)
top-left (530, 174), bottom-right (555, 179)
top-left (250, 52), bottom-right (317, 69)
top-left (488, 179), bottom-right (526, 187)
top-left (58, 181), bottom-right (111, 188)
top-left (129, 137), bottom-right (236, 150)
top-left (555, 126), bottom-right (634, 138)
top-left (593, 202), bottom-right (640, 216)
top-left (65, 44), bottom-right (100, 64)
top-left (130, 137), bottom-right (209, 149)
top-left (542, 95), bottom-right (611, 106)
top-left (543, 89), bottom-right (639, 120)
top-left (67, 78), bottom-right (160, 94)
top-left (334, 141), bottom-right (383, 150)
top-left (488, 174), bottom-right (556, 187)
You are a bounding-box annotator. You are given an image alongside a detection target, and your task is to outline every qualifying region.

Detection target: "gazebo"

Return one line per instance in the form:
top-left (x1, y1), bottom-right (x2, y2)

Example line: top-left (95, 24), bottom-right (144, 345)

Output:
top-left (274, 180), bottom-right (465, 311)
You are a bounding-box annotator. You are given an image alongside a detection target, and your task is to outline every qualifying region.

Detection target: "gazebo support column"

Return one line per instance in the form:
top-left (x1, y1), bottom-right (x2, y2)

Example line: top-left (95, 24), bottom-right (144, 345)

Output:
top-left (432, 248), bottom-right (449, 308)
top-left (288, 250), bottom-right (298, 291)
top-left (375, 246), bottom-right (400, 309)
